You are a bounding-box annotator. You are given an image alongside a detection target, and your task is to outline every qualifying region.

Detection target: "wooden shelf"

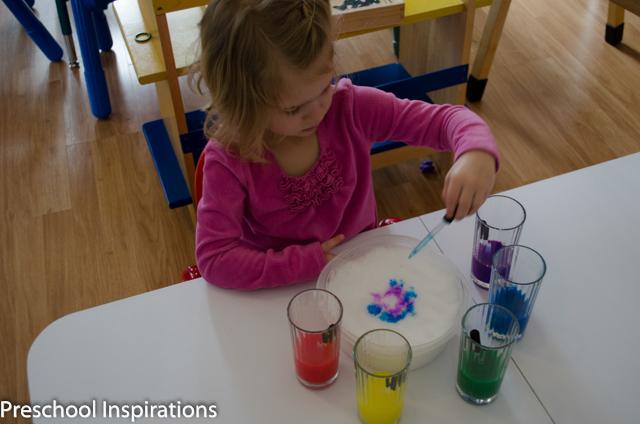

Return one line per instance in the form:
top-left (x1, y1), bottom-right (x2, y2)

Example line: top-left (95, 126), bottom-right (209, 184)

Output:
top-left (113, 0), bottom-right (493, 85)
top-left (113, 1), bottom-right (205, 85)
top-left (341, 0), bottom-right (492, 37)
top-left (332, 0), bottom-right (405, 34)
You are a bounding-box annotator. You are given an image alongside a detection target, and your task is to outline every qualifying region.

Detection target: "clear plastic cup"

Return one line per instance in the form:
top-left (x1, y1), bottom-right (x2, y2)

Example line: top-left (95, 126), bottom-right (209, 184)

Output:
top-left (471, 195), bottom-right (526, 288)
top-left (287, 289), bottom-right (343, 388)
top-left (456, 303), bottom-right (520, 404)
top-left (354, 329), bottom-right (412, 424)
top-left (488, 245), bottom-right (546, 339)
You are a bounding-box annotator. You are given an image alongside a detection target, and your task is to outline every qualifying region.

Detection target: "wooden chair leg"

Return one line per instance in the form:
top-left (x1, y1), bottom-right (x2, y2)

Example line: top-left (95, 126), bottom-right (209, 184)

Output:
top-left (467, 0), bottom-right (512, 102)
top-left (606, 2), bottom-right (625, 45)
top-left (156, 13), bottom-right (197, 226)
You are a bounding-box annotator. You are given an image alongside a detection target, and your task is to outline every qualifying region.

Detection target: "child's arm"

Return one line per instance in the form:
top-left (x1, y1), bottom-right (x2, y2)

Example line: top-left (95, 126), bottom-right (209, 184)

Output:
top-left (195, 154), bottom-right (330, 290)
top-left (347, 82), bottom-right (500, 220)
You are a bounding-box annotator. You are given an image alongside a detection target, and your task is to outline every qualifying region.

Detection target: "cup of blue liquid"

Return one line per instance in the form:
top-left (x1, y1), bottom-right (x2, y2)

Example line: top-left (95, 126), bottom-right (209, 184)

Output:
top-left (488, 245), bottom-right (546, 339)
top-left (471, 196), bottom-right (526, 289)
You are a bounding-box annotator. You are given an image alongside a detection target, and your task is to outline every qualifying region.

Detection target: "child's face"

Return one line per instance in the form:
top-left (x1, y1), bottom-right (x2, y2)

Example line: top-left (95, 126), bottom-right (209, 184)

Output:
top-left (267, 49), bottom-right (334, 138)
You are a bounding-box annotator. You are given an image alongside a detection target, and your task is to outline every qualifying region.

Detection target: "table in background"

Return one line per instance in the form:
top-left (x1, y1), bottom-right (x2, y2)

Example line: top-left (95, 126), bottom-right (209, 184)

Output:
top-left (421, 152), bottom-right (640, 423)
top-left (28, 218), bottom-right (551, 423)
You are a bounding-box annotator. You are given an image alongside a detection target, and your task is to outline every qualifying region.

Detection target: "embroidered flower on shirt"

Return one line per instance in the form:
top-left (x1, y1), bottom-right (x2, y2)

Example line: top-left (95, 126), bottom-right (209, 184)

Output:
top-left (279, 149), bottom-right (344, 212)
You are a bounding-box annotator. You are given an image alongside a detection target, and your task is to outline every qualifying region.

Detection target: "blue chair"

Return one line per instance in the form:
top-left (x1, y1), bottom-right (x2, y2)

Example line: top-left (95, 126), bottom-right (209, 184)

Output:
top-left (68, 0), bottom-right (113, 119)
top-left (5, 0), bottom-right (115, 119)
top-left (2, 0), bottom-right (63, 62)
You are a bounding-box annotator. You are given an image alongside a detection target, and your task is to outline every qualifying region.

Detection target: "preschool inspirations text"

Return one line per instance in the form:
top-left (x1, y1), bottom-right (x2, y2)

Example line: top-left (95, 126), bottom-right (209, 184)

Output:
top-left (1, 400), bottom-right (217, 421)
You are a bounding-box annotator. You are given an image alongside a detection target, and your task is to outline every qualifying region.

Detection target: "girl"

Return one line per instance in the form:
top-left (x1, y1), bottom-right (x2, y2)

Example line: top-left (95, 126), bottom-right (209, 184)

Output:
top-left (190, 0), bottom-right (499, 290)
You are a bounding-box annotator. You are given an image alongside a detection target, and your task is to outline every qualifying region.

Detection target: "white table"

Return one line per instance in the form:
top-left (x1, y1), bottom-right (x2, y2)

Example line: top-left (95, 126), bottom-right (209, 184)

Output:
top-left (28, 218), bottom-right (551, 423)
top-left (421, 152), bottom-right (640, 424)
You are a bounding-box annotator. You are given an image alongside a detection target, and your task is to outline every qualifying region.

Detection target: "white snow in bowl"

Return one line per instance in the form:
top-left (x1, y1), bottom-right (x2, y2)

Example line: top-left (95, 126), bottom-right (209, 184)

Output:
top-left (317, 235), bottom-right (471, 370)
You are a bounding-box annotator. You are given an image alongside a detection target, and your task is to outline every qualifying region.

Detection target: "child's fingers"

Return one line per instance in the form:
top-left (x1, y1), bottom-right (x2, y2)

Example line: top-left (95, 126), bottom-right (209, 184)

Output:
top-left (455, 188), bottom-right (475, 220)
top-left (442, 178), bottom-right (462, 220)
top-left (468, 189), bottom-right (489, 216)
top-left (444, 175), bottom-right (492, 220)
top-left (442, 174), bottom-right (450, 201)
top-left (321, 234), bottom-right (345, 253)
top-left (321, 234), bottom-right (345, 264)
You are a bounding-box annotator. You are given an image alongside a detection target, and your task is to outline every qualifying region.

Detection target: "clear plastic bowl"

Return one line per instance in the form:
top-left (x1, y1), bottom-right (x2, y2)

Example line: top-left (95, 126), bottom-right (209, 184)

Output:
top-left (316, 235), bottom-right (471, 370)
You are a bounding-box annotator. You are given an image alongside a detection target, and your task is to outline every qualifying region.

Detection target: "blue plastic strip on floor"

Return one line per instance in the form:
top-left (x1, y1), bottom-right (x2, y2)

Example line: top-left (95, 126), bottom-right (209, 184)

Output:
top-left (142, 120), bottom-right (193, 208)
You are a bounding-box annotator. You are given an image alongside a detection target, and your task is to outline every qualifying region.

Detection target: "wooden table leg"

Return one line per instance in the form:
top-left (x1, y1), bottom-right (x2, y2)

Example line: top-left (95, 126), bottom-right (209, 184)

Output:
top-left (399, 0), bottom-right (476, 107)
top-left (467, 0), bottom-right (512, 102)
top-left (396, 0), bottom-right (477, 174)
top-left (606, 2), bottom-right (626, 45)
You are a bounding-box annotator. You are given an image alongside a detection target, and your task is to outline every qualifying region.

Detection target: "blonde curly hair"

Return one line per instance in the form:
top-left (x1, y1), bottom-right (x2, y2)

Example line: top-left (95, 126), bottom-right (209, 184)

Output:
top-left (189, 0), bottom-right (335, 162)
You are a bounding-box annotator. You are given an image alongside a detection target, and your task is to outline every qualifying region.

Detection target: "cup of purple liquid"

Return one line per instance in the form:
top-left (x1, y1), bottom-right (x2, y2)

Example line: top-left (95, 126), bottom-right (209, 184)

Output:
top-left (488, 245), bottom-right (546, 339)
top-left (471, 196), bottom-right (526, 289)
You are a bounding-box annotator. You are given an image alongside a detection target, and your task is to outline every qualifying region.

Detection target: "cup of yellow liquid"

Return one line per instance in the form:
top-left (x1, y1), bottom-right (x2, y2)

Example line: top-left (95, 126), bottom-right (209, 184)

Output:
top-left (354, 329), bottom-right (412, 424)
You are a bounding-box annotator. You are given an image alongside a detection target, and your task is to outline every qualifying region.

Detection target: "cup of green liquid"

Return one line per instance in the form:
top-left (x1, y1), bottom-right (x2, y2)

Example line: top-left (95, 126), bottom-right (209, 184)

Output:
top-left (456, 303), bottom-right (520, 404)
top-left (354, 329), bottom-right (412, 424)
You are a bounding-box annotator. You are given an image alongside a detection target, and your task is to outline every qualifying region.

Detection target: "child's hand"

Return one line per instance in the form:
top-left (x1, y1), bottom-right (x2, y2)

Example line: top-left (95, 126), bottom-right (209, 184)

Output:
top-left (442, 150), bottom-right (497, 220)
top-left (321, 234), bottom-right (345, 263)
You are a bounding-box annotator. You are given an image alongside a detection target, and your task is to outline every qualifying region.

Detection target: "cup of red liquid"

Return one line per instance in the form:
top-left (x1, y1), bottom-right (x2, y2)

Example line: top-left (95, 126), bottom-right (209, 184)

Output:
top-left (287, 289), bottom-right (343, 388)
top-left (471, 196), bottom-right (526, 289)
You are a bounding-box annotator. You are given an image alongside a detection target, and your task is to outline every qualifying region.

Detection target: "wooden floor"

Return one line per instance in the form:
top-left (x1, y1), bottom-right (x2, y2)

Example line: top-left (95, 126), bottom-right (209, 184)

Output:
top-left (1, 0), bottom-right (639, 414)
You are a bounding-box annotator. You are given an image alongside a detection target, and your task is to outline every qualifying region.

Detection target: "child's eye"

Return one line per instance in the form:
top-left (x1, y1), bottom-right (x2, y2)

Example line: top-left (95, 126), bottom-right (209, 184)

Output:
top-left (284, 108), bottom-right (300, 116)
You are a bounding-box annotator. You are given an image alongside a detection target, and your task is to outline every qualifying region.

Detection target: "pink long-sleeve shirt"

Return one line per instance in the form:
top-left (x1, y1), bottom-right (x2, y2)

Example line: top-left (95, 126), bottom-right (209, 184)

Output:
top-left (196, 79), bottom-right (500, 290)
